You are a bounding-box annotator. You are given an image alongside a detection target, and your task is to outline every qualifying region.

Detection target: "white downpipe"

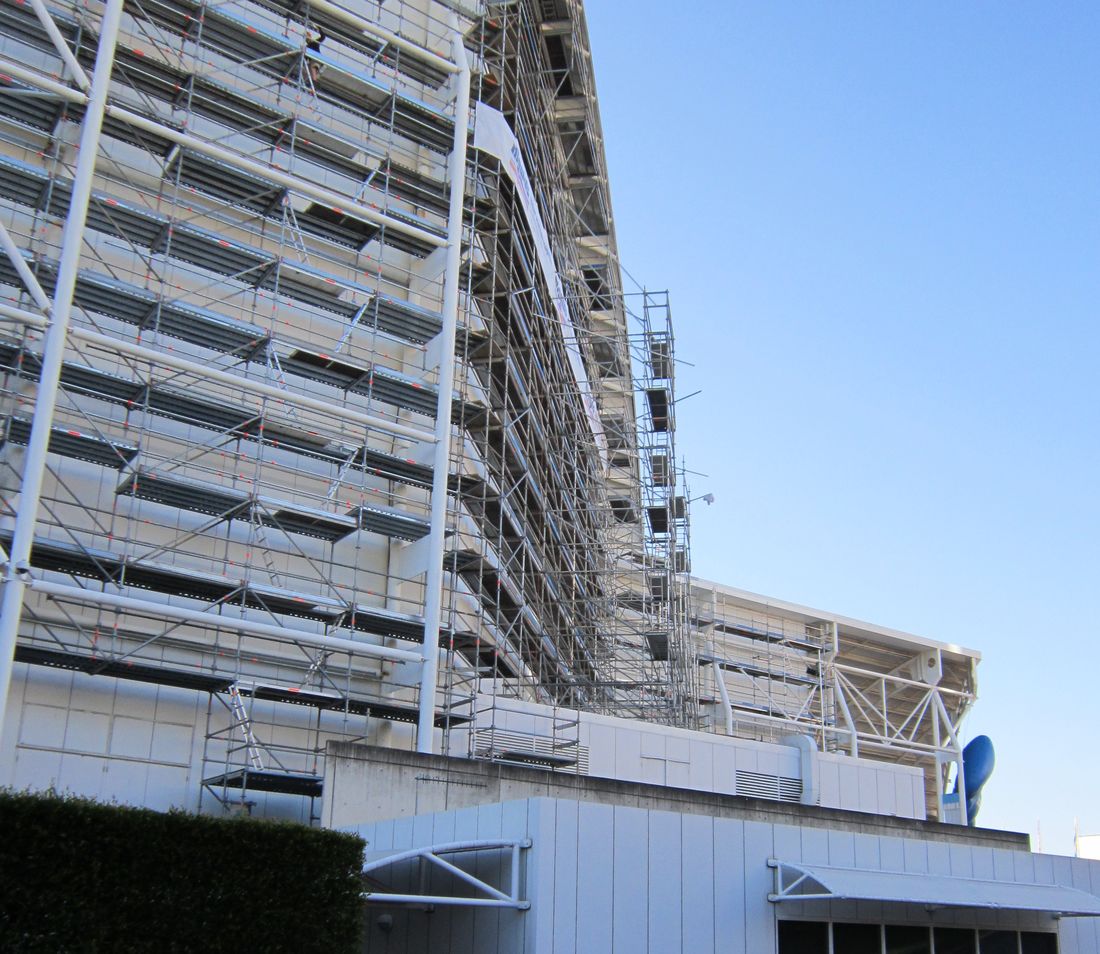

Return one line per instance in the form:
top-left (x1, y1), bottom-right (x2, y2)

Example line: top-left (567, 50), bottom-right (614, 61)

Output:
top-left (832, 675), bottom-right (859, 756)
top-left (711, 661), bottom-right (735, 736)
top-left (28, 0), bottom-right (90, 90)
top-left (0, 0), bottom-right (125, 736)
top-left (416, 30), bottom-right (469, 753)
top-left (28, 580), bottom-right (423, 664)
top-left (0, 60), bottom-right (447, 251)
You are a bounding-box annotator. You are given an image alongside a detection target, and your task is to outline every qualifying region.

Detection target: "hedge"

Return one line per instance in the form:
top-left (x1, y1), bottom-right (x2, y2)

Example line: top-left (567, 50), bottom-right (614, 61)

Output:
top-left (0, 789), bottom-right (366, 954)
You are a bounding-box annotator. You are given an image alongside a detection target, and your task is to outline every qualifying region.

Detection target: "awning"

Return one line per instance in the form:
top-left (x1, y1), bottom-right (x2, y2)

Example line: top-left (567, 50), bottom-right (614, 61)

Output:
top-left (768, 859), bottom-right (1100, 917)
top-left (361, 839), bottom-right (531, 910)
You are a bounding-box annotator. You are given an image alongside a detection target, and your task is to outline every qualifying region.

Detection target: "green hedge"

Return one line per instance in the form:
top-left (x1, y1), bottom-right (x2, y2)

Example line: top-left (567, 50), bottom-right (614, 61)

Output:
top-left (0, 790), bottom-right (366, 954)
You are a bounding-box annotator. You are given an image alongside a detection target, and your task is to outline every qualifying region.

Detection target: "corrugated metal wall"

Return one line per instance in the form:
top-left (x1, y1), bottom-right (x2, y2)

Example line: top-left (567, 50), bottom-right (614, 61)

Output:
top-left (353, 796), bottom-right (1100, 954)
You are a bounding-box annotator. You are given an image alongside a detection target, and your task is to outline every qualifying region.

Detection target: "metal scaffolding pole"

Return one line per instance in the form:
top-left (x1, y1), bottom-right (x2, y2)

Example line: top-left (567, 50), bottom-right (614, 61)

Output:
top-left (0, 0), bottom-right (125, 735)
top-left (417, 27), bottom-right (470, 753)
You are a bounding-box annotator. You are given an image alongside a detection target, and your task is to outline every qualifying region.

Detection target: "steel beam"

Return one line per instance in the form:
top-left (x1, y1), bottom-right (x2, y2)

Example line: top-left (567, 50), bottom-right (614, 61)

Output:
top-left (27, 0), bottom-right (90, 90)
top-left (0, 0), bottom-right (125, 737)
top-left (416, 28), bottom-right (470, 753)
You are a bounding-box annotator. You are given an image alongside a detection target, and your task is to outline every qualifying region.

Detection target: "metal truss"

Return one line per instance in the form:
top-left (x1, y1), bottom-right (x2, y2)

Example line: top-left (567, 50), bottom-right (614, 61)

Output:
top-left (363, 839), bottom-right (531, 910)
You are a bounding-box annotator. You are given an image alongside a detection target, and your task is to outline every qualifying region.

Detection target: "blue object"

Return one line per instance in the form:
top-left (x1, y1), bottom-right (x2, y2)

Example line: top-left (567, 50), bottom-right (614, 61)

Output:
top-left (950, 735), bottom-right (995, 825)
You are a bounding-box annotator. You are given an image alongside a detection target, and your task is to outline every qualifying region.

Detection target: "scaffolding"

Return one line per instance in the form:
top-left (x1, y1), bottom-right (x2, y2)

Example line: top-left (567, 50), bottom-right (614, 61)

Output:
top-left (0, 0), bottom-right (983, 826)
top-left (0, 0), bottom-right (701, 818)
top-left (689, 579), bottom-right (979, 818)
top-left (440, 0), bottom-right (699, 744)
top-left (0, 0), bottom-right (481, 816)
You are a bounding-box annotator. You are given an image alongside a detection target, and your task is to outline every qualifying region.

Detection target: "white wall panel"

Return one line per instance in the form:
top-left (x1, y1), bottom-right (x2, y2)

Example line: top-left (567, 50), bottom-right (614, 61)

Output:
top-left (19, 703), bottom-right (67, 748)
top-left (110, 716), bottom-right (154, 760)
top-left (144, 763), bottom-right (189, 811)
top-left (772, 822), bottom-right (801, 865)
top-left (577, 803), bottom-right (613, 952)
top-left (743, 820), bottom-right (775, 953)
top-left (826, 828), bottom-right (856, 867)
top-left (680, 812), bottom-right (715, 954)
top-left (611, 804), bottom-right (647, 953)
top-left (875, 767), bottom-right (898, 815)
top-left (928, 839), bottom-right (952, 876)
top-left (689, 739), bottom-right (714, 792)
top-left (949, 841), bottom-right (976, 879)
top-left (712, 817), bottom-right (747, 954)
top-left (63, 711), bottom-right (110, 753)
top-left (819, 756), bottom-right (841, 807)
top-left (551, 799), bottom-right (579, 954)
top-left (612, 727), bottom-right (641, 783)
top-left (648, 810), bottom-right (681, 952)
top-left (837, 760), bottom-right (859, 811)
top-left (473, 802), bottom-right (507, 953)
top-left (971, 845), bottom-right (995, 880)
top-left (711, 744), bottom-right (735, 795)
top-left (640, 730), bottom-right (664, 759)
top-left (902, 835), bottom-right (928, 874)
top-left (10, 746), bottom-right (62, 789)
top-left (98, 758), bottom-right (148, 804)
top-left (525, 799), bottom-right (556, 954)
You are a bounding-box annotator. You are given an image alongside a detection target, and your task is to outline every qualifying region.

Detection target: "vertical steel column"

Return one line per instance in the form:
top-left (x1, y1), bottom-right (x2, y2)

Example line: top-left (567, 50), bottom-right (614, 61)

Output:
top-left (933, 692), bottom-right (968, 825)
top-left (0, 0), bottom-right (126, 735)
top-left (417, 28), bottom-right (471, 752)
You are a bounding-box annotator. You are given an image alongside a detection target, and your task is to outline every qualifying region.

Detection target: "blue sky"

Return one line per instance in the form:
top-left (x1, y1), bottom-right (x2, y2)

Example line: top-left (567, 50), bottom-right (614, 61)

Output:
top-left (585, 1), bottom-right (1100, 854)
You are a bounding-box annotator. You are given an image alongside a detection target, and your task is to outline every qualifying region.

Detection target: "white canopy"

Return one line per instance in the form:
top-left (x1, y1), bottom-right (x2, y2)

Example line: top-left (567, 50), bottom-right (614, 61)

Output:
top-left (768, 859), bottom-right (1100, 917)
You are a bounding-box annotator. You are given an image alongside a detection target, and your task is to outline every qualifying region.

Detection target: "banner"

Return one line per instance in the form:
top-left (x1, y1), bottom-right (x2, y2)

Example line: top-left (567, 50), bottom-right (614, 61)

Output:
top-left (472, 102), bottom-right (607, 461)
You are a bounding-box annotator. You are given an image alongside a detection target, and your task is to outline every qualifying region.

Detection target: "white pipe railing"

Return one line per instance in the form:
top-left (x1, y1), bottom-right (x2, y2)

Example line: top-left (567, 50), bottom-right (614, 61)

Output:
top-left (709, 660), bottom-right (735, 736)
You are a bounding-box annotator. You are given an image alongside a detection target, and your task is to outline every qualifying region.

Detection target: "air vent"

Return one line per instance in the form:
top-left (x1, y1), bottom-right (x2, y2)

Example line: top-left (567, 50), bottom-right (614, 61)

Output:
top-left (473, 728), bottom-right (589, 775)
top-left (736, 769), bottom-right (803, 803)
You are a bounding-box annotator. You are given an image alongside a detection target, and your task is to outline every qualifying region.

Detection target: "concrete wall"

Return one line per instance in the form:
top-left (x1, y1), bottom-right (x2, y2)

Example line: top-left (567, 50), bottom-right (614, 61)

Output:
top-left (322, 743), bottom-right (1022, 849)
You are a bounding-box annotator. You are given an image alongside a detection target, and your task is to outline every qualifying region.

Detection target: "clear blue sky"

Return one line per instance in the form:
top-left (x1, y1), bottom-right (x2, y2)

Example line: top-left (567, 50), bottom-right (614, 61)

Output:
top-left (586, 1), bottom-right (1100, 855)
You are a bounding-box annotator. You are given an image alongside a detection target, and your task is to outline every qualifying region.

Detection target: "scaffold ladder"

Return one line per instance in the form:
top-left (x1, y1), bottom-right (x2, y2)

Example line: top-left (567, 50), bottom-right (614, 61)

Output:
top-left (228, 684), bottom-right (264, 771)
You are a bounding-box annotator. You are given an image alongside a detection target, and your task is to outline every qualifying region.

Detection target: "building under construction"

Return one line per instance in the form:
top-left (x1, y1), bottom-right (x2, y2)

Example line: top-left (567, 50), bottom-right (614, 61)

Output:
top-left (0, 0), bottom-right (699, 818)
top-left (3, 2), bottom-right (1100, 952)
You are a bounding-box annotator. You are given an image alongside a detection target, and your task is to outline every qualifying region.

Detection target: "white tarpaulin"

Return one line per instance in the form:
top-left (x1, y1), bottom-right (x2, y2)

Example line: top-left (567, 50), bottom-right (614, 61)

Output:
top-left (472, 102), bottom-right (607, 460)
